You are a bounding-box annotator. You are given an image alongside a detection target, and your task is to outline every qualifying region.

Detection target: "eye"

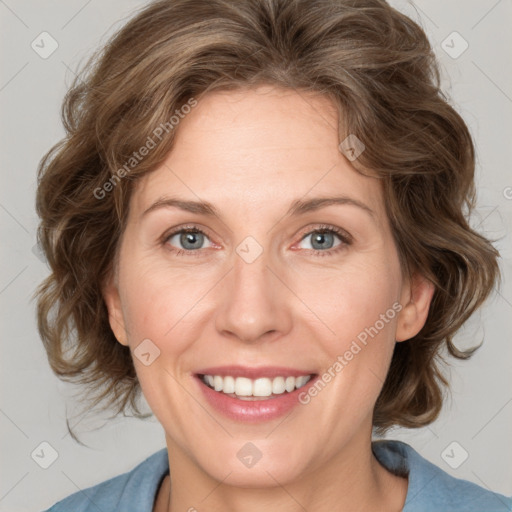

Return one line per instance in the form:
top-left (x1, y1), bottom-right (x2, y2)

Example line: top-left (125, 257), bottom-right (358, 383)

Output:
top-left (162, 223), bottom-right (352, 258)
top-left (296, 224), bottom-right (352, 256)
top-left (163, 225), bottom-right (214, 256)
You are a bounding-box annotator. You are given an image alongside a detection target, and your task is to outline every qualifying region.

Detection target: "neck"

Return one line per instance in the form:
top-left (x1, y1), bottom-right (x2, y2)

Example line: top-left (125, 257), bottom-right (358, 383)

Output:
top-left (158, 432), bottom-right (407, 512)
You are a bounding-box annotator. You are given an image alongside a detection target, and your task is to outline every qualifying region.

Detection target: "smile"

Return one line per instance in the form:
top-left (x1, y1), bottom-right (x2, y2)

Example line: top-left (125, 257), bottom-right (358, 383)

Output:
top-left (194, 366), bottom-right (319, 422)
top-left (200, 374), bottom-right (313, 400)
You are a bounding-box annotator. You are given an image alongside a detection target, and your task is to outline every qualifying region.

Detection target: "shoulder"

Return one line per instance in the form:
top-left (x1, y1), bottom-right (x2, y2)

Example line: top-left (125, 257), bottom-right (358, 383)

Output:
top-left (372, 439), bottom-right (512, 512)
top-left (41, 448), bottom-right (169, 512)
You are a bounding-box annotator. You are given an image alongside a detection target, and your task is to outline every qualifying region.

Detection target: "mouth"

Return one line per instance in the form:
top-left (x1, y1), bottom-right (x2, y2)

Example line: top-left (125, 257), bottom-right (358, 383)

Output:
top-left (197, 373), bottom-right (315, 400)
top-left (193, 366), bottom-right (319, 422)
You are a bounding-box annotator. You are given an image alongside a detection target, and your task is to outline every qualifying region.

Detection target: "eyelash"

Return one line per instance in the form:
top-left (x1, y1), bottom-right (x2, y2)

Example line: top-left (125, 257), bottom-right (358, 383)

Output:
top-left (161, 224), bottom-right (352, 258)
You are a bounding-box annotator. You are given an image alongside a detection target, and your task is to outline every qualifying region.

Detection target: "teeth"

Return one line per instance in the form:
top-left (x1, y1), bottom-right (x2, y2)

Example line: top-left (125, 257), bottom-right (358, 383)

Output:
top-left (213, 375), bottom-right (223, 392)
top-left (201, 374), bottom-right (313, 397)
top-left (285, 376), bottom-right (295, 392)
top-left (295, 375), bottom-right (310, 388)
top-left (235, 377), bottom-right (253, 396)
top-left (223, 376), bottom-right (235, 394)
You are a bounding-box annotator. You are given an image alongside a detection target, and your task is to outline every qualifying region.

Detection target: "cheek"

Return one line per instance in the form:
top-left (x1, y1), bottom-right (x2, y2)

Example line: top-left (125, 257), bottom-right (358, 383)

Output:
top-left (322, 259), bottom-right (401, 397)
top-left (120, 259), bottom-right (213, 351)
top-left (297, 262), bottom-right (401, 431)
top-left (299, 255), bottom-right (401, 344)
top-left (298, 255), bottom-right (401, 412)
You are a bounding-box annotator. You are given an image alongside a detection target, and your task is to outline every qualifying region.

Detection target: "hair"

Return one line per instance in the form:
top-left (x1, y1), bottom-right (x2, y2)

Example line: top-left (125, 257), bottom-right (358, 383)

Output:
top-left (34, 0), bottom-right (500, 440)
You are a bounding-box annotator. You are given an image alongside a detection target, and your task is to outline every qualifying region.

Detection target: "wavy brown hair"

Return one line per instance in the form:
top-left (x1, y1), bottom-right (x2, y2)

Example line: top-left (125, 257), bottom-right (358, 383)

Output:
top-left (34, 0), bottom-right (500, 440)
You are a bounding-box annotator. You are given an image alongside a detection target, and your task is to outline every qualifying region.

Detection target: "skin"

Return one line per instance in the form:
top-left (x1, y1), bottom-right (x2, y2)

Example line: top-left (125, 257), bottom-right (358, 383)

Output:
top-left (103, 85), bottom-right (435, 512)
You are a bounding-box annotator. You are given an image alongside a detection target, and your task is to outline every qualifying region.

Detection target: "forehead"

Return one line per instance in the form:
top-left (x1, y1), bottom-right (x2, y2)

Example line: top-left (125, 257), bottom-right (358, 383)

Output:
top-left (130, 86), bottom-right (385, 224)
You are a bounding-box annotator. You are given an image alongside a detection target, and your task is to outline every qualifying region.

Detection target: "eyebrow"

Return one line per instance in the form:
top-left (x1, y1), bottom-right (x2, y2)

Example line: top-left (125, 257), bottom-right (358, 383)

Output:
top-left (141, 195), bottom-right (375, 220)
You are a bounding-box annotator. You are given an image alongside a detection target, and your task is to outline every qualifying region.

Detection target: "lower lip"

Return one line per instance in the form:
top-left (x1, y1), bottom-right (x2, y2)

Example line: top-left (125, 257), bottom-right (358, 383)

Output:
top-left (194, 374), bottom-right (319, 423)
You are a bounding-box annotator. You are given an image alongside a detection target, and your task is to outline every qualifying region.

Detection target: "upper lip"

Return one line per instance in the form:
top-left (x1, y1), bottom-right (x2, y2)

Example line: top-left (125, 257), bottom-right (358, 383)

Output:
top-left (195, 365), bottom-right (317, 379)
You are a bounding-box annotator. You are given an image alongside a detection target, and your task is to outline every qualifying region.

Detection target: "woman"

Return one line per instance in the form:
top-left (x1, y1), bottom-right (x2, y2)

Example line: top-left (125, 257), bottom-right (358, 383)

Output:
top-left (35, 0), bottom-right (512, 510)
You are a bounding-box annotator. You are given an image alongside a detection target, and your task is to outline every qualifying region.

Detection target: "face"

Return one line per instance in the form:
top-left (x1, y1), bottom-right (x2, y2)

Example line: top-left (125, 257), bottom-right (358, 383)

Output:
top-left (103, 85), bottom-right (433, 487)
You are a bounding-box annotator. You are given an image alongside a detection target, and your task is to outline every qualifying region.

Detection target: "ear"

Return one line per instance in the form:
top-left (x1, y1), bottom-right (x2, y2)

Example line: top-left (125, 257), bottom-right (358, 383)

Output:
top-left (102, 274), bottom-right (129, 346)
top-left (395, 272), bottom-right (435, 342)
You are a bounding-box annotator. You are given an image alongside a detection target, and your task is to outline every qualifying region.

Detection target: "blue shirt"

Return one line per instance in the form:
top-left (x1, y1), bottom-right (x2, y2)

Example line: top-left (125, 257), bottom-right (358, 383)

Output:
top-left (42, 439), bottom-right (512, 511)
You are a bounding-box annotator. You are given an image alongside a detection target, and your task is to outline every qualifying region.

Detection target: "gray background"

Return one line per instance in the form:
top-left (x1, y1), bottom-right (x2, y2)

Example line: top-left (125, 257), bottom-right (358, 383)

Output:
top-left (0, 1), bottom-right (511, 510)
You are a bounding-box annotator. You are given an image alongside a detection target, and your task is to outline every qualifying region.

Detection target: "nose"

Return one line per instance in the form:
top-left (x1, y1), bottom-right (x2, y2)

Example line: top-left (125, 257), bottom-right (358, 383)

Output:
top-left (214, 246), bottom-right (293, 345)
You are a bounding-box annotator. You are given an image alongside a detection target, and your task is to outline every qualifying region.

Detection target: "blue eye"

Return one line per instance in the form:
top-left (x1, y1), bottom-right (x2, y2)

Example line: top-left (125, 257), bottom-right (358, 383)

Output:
top-left (300, 231), bottom-right (340, 251)
top-left (164, 227), bottom-right (213, 256)
top-left (297, 225), bottom-right (351, 256)
top-left (162, 224), bottom-right (352, 257)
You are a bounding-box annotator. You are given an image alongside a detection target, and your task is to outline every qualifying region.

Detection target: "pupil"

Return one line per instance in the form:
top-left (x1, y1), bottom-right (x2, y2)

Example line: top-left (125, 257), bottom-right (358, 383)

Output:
top-left (182, 231), bottom-right (202, 249)
top-left (312, 232), bottom-right (333, 250)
